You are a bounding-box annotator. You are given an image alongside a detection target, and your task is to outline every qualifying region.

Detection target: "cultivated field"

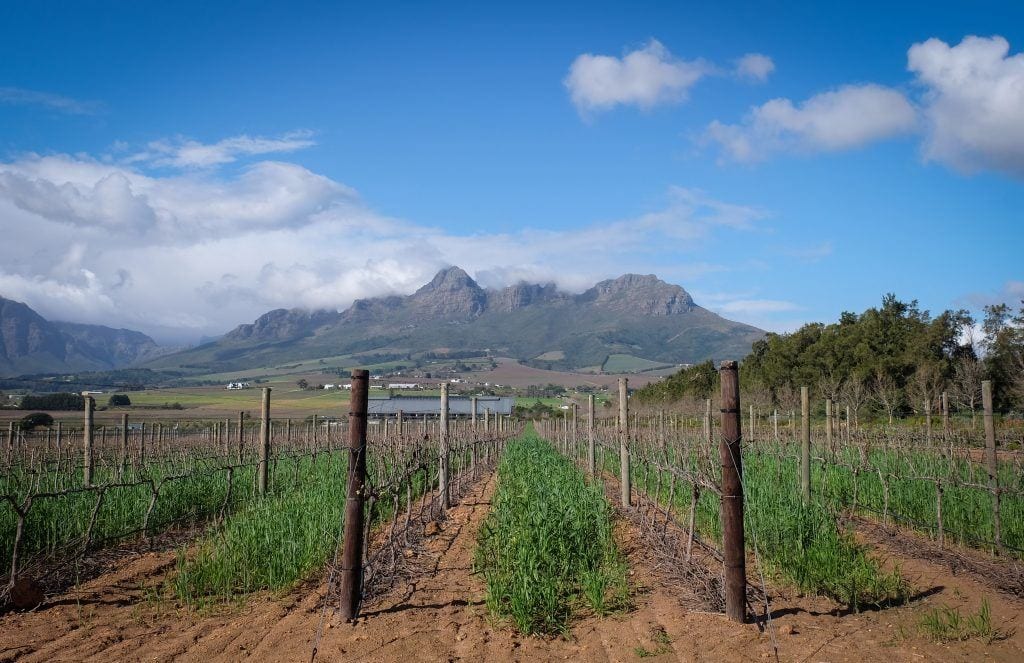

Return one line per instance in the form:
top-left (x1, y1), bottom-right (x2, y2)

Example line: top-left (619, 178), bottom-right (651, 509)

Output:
top-left (1, 379), bottom-right (1023, 662)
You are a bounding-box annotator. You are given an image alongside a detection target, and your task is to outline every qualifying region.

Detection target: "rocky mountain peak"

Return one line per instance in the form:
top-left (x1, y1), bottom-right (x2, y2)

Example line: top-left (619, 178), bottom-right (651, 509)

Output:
top-left (225, 307), bottom-right (339, 342)
top-left (411, 266), bottom-right (487, 317)
top-left (488, 282), bottom-right (565, 312)
top-left (581, 273), bottom-right (694, 315)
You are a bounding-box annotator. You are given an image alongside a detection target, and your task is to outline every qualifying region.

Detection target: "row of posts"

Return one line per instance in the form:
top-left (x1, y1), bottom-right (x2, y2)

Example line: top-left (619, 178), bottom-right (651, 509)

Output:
top-left (339, 373), bottom-right (511, 621)
top-left (601, 366), bottom-right (746, 623)
top-left (77, 391), bottom-right (274, 494)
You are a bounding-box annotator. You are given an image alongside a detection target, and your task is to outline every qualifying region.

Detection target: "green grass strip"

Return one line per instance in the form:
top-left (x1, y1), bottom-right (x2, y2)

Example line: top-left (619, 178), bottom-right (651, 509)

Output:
top-left (475, 433), bottom-right (628, 635)
top-left (173, 453), bottom-right (348, 604)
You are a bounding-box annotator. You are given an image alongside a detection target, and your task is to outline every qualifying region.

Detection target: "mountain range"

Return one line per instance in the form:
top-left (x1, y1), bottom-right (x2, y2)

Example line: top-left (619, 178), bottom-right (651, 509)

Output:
top-left (0, 296), bottom-right (165, 377)
top-left (147, 267), bottom-right (766, 374)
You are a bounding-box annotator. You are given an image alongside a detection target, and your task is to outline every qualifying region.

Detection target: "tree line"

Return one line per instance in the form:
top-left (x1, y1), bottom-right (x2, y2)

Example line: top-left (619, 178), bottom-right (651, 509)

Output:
top-left (635, 294), bottom-right (1024, 420)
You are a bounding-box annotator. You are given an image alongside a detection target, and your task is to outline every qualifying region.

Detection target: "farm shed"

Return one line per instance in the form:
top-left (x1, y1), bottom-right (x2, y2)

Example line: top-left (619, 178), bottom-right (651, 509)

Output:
top-left (366, 395), bottom-right (513, 418)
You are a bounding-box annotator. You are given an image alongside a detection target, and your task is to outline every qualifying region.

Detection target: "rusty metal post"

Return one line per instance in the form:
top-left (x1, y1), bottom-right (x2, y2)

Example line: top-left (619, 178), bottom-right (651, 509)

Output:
top-left (258, 387), bottom-right (271, 495)
top-left (982, 381), bottom-right (1002, 554)
top-left (719, 361), bottom-right (746, 623)
top-left (82, 394), bottom-right (94, 486)
top-left (801, 386), bottom-right (810, 504)
top-left (340, 369), bottom-right (369, 621)
top-left (587, 394), bottom-right (596, 478)
top-left (439, 382), bottom-right (450, 510)
top-left (618, 377), bottom-right (630, 508)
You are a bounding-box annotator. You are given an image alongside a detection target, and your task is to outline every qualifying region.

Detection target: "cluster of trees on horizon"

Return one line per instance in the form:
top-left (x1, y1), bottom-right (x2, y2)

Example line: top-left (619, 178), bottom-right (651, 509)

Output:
top-left (636, 294), bottom-right (1024, 420)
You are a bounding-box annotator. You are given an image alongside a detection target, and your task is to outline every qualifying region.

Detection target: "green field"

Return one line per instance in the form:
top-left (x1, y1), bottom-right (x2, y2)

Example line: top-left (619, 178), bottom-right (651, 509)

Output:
top-left (124, 384), bottom-right (348, 415)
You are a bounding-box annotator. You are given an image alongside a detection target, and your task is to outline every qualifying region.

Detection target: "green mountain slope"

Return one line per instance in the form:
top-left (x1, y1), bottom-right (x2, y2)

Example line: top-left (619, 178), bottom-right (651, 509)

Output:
top-left (147, 267), bottom-right (765, 374)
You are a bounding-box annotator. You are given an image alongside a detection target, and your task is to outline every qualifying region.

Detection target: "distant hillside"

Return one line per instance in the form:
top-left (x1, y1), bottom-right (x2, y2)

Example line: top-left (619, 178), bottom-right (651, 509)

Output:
top-left (0, 296), bottom-right (164, 377)
top-left (148, 267), bottom-right (765, 374)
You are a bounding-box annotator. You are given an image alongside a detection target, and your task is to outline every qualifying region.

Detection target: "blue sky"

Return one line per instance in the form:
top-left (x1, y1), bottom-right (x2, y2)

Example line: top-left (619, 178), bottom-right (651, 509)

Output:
top-left (0, 1), bottom-right (1021, 343)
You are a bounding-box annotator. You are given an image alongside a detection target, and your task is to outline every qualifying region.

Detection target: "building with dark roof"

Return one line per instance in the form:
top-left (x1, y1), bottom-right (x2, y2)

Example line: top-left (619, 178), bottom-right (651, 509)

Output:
top-left (366, 395), bottom-right (513, 418)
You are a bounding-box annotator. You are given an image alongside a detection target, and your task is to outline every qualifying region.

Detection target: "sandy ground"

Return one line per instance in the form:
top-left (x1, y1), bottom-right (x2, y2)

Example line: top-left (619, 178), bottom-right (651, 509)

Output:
top-left (2, 471), bottom-right (1023, 662)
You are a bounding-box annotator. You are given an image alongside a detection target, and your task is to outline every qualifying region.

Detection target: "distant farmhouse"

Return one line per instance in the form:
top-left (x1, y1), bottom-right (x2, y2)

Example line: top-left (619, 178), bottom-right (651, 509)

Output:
top-left (226, 382), bottom-right (252, 390)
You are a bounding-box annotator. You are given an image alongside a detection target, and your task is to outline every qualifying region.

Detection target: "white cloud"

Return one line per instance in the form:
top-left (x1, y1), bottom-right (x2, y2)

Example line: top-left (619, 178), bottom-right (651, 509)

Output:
top-left (0, 154), bottom-right (348, 239)
top-left (705, 84), bottom-right (917, 162)
top-left (564, 39), bottom-right (710, 113)
top-left (0, 147), bottom-right (765, 342)
top-left (735, 53), bottom-right (775, 82)
top-left (908, 35), bottom-right (1024, 178)
top-left (127, 131), bottom-right (316, 168)
top-left (0, 87), bottom-right (101, 114)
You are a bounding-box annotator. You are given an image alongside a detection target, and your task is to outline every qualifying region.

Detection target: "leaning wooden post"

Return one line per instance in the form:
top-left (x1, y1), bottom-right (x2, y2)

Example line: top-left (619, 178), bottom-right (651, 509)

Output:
top-left (825, 398), bottom-right (833, 454)
top-left (82, 393), bottom-right (94, 486)
top-left (719, 361), bottom-right (746, 623)
top-left (800, 386), bottom-right (810, 504)
top-left (982, 380), bottom-right (1002, 554)
top-left (439, 382), bottom-right (450, 510)
top-left (925, 398), bottom-right (933, 446)
top-left (587, 394), bottom-right (596, 477)
top-left (119, 413), bottom-right (129, 476)
top-left (618, 377), bottom-right (630, 508)
top-left (572, 403), bottom-right (578, 459)
top-left (339, 369), bottom-right (368, 622)
top-left (941, 392), bottom-right (950, 436)
top-left (749, 404), bottom-right (755, 443)
top-left (471, 397), bottom-right (478, 429)
top-left (257, 387), bottom-right (271, 495)
top-left (139, 421), bottom-right (146, 465)
top-left (237, 410), bottom-right (244, 464)
top-left (704, 398), bottom-right (712, 444)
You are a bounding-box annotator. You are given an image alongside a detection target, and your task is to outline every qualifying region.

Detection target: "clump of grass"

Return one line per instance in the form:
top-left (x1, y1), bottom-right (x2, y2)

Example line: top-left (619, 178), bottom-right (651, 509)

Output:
top-left (920, 598), bottom-right (1000, 643)
top-left (613, 448), bottom-right (907, 610)
top-left (742, 453), bottom-right (908, 610)
top-left (475, 434), bottom-right (628, 635)
top-left (174, 454), bottom-right (348, 604)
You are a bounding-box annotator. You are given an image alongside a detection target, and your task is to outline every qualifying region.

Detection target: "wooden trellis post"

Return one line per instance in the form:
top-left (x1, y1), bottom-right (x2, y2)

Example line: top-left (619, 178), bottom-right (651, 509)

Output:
top-left (258, 387), bottom-right (271, 495)
top-left (719, 361), bottom-right (746, 623)
top-left (439, 382), bottom-right (450, 510)
top-left (340, 369), bottom-right (368, 621)
top-left (982, 380), bottom-right (1002, 554)
top-left (801, 386), bottom-right (810, 504)
top-left (587, 394), bottom-right (596, 477)
top-left (618, 377), bottom-right (630, 508)
top-left (82, 394), bottom-right (94, 486)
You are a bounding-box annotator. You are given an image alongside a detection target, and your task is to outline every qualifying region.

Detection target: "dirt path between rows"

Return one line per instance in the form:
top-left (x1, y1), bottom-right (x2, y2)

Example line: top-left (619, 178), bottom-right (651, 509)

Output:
top-left (2, 468), bottom-right (1024, 662)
